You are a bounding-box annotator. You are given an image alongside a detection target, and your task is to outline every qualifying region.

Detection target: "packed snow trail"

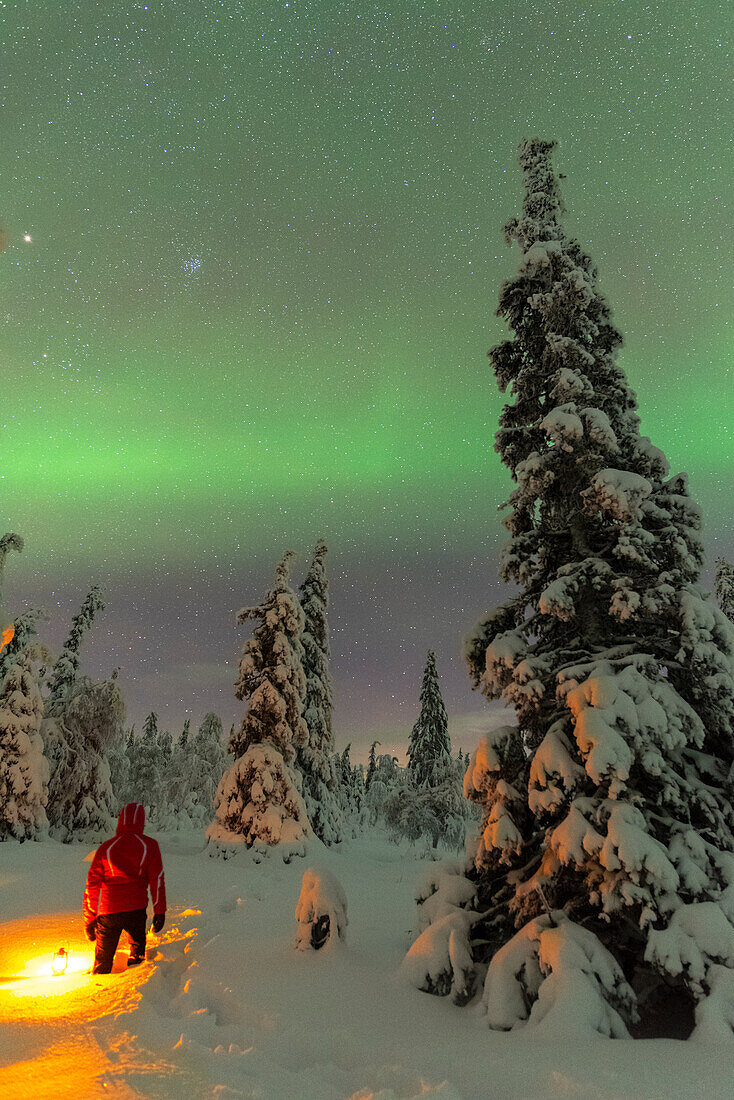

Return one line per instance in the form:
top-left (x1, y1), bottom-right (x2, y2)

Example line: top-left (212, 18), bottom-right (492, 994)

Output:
top-left (0, 909), bottom-right (196, 1096)
top-left (0, 834), bottom-right (731, 1098)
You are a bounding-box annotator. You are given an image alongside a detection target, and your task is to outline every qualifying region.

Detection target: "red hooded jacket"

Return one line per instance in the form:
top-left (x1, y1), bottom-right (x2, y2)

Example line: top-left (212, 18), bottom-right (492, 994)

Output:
top-left (83, 803), bottom-right (167, 925)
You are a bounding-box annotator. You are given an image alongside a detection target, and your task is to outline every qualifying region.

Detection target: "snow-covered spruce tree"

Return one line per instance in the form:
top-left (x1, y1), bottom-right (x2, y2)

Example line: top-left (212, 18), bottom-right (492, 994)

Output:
top-left (208, 552), bottom-right (313, 859)
top-left (43, 586), bottom-right (118, 839)
top-left (365, 749), bottom-right (402, 827)
top-left (108, 726), bottom-right (132, 810)
top-left (385, 755), bottom-right (470, 851)
top-left (408, 651), bottom-right (451, 787)
top-left (189, 712), bottom-right (227, 824)
top-left (157, 727), bottom-right (173, 769)
top-left (410, 140), bottom-right (734, 1037)
top-left (716, 559), bottom-right (734, 624)
top-left (0, 607), bottom-right (46, 685)
top-left (128, 712), bottom-right (164, 815)
top-left (45, 585), bottom-right (105, 717)
top-left (365, 740), bottom-right (380, 792)
top-left (0, 533), bottom-right (23, 655)
top-left (296, 539), bottom-right (344, 844)
top-left (47, 673), bottom-right (124, 840)
top-left (0, 639), bottom-right (50, 841)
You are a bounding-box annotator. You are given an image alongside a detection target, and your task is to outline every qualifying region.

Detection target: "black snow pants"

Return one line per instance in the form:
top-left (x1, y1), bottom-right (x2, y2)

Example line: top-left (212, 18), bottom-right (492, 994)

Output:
top-left (93, 908), bottom-right (147, 974)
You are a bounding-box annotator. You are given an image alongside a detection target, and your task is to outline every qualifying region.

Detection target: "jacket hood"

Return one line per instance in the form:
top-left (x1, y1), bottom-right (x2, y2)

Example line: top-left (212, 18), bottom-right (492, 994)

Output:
top-left (117, 802), bottom-right (145, 833)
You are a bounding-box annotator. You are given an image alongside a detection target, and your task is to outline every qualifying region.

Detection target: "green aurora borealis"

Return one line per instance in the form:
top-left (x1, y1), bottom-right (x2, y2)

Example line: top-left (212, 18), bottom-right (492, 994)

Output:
top-left (1, 1), bottom-right (731, 747)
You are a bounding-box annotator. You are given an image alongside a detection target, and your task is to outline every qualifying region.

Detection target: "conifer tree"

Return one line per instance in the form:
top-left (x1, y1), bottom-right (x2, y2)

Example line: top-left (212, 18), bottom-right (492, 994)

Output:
top-left (108, 725), bottom-right (132, 809)
top-left (158, 727), bottom-right (173, 767)
top-left (208, 552), bottom-right (312, 857)
top-left (191, 712), bottom-right (227, 820)
top-left (715, 558), bottom-right (734, 623)
top-left (128, 712), bottom-right (164, 814)
top-left (44, 586), bottom-right (118, 839)
top-left (0, 640), bottom-right (50, 840)
top-left (46, 585), bottom-right (105, 715)
top-left (48, 673), bottom-right (123, 839)
top-left (296, 539), bottom-right (343, 844)
top-left (365, 740), bottom-right (380, 791)
top-left (412, 140), bottom-right (734, 1035)
top-left (407, 651), bottom-right (451, 787)
top-left (0, 533), bottom-right (23, 659)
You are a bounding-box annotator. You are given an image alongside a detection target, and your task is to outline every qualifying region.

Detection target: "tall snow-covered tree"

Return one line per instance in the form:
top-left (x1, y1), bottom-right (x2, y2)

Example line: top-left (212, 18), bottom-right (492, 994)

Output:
top-left (716, 559), bottom-right (734, 623)
top-left (191, 712), bottom-right (227, 821)
top-left (384, 755), bottom-right (469, 852)
top-left (108, 725), bottom-right (132, 810)
top-left (157, 727), bottom-right (173, 768)
top-left (128, 712), bottom-right (164, 814)
top-left (0, 640), bottom-right (50, 841)
top-left (365, 740), bottom-right (380, 791)
top-left (0, 607), bottom-right (46, 685)
top-left (407, 651), bottom-right (451, 787)
top-left (412, 139), bottom-right (734, 1036)
top-left (46, 585), bottom-right (105, 715)
top-left (208, 552), bottom-right (312, 857)
top-left (43, 586), bottom-right (118, 839)
top-left (0, 533), bottom-right (23, 658)
top-left (47, 673), bottom-right (124, 840)
top-left (296, 539), bottom-right (343, 844)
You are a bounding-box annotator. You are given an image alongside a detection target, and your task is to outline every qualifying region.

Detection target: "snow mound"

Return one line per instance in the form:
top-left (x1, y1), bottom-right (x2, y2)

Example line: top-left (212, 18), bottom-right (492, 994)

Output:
top-left (482, 912), bottom-right (637, 1037)
top-left (295, 866), bottom-right (347, 950)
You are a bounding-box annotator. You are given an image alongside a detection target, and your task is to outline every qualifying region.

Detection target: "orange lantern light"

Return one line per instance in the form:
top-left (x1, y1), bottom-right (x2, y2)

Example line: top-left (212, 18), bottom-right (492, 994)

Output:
top-left (51, 947), bottom-right (69, 976)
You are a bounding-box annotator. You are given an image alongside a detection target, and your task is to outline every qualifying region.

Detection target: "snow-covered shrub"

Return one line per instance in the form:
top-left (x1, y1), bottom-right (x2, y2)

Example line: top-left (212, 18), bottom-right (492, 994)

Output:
top-left (414, 860), bottom-right (477, 933)
top-left (482, 912), bottom-right (637, 1037)
top-left (295, 866), bottom-right (347, 949)
top-left (400, 909), bottom-right (478, 1005)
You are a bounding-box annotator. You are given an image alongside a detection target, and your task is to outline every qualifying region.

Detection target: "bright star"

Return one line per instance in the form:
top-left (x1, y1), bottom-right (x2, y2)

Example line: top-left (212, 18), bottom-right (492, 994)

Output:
top-left (24, 234), bottom-right (32, 242)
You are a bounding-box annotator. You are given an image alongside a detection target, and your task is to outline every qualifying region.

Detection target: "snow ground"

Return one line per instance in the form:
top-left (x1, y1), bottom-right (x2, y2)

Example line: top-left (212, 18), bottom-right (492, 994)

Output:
top-left (0, 832), bottom-right (731, 1099)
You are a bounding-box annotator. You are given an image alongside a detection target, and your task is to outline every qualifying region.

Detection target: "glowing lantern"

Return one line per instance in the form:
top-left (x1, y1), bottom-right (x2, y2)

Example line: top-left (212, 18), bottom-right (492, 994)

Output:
top-left (51, 947), bottom-right (69, 976)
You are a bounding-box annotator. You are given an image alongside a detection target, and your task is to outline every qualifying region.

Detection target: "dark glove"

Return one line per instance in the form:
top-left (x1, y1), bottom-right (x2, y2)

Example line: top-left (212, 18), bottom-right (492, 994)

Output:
top-left (152, 913), bottom-right (165, 933)
top-left (85, 920), bottom-right (97, 942)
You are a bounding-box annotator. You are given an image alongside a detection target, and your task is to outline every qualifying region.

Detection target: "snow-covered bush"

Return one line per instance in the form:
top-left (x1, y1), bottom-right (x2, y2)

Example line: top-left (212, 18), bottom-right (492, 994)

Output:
top-left (295, 866), bottom-right (347, 950)
top-left (414, 860), bottom-right (477, 933)
top-left (400, 909), bottom-right (478, 1005)
top-left (482, 912), bottom-right (637, 1038)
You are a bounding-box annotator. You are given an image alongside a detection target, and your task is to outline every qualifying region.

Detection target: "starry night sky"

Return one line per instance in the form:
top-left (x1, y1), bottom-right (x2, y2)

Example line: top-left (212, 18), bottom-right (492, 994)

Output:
top-left (1, 1), bottom-right (731, 757)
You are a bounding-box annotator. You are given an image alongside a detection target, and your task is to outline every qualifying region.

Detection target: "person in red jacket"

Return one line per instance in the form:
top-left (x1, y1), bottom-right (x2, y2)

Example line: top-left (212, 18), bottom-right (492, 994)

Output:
top-left (83, 802), bottom-right (167, 974)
